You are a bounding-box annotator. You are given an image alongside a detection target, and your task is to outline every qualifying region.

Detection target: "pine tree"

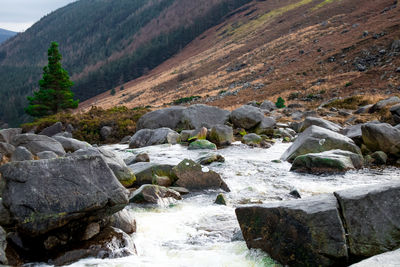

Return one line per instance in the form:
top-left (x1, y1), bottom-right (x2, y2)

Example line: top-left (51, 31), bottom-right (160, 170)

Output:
top-left (25, 42), bottom-right (78, 117)
top-left (275, 97), bottom-right (286, 109)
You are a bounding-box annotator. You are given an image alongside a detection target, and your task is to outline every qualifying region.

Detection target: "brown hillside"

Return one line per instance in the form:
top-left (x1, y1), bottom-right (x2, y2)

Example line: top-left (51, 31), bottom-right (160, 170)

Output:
top-left (80, 0), bottom-right (400, 112)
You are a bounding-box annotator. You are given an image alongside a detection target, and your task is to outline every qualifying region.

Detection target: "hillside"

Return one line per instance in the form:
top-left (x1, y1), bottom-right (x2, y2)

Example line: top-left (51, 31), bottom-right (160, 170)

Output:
top-left (80, 0), bottom-right (400, 115)
top-left (0, 0), bottom-right (252, 126)
top-left (0, 28), bottom-right (17, 44)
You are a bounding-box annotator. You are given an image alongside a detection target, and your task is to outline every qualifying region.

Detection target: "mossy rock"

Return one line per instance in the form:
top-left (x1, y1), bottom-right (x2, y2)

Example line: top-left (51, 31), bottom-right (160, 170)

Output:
top-left (215, 193), bottom-right (227, 205)
top-left (188, 140), bottom-right (217, 150)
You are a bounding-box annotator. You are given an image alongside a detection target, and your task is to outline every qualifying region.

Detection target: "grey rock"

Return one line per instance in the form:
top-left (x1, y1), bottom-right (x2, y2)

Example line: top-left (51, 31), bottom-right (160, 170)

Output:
top-left (133, 153), bottom-right (150, 164)
top-left (0, 128), bottom-right (21, 144)
top-left (72, 147), bottom-right (136, 187)
top-left (100, 126), bottom-right (113, 140)
top-left (11, 146), bottom-right (34, 162)
top-left (334, 181), bottom-right (400, 258)
top-left (260, 100), bottom-right (276, 112)
top-left (109, 209), bottom-right (136, 234)
top-left (242, 133), bottom-right (262, 146)
top-left (369, 96), bottom-right (400, 113)
top-left (0, 199), bottom-right (11, 226)
top-left (181, 104), bottom-right (230, 129)
top-left (129, 162), bottom-right (176, 186)
top-left (129, 128), bottom-right (179, 148)
top-left (0, 226), bottom-right (7, 264)
top-left (255, 117), bottom-right (276, 135)
top-left (215, 193), bottom-right (227, 205)
top-left (208, 125), bottom-right (234, 147)
top-left (137, 106), bottom-right (186, 131)
top-left (120, 136), bottom-right (131, 144)
top-left (82, 222), bottom-right (100, 241)
top-left (235, 194), bottom-right (348, 266)
top-left (0, 156), bottom-right (129, 236)
top-left (53, 131), bottom-right (73, 138)
top-left (196, 153), bottom-right (225, 165)
top-left (341, 124), bottom-right (364, 146)
top-left (66, 124), bottom-right (75, 133)
top-left (350, 249), bottom-right (400, 267)
top-left (39, 122), bottom-right (63, 137)
top-left (291, 150), bottom-right (364, 174)
top-left (129, 185), bottom-right (181, 205)
top-left (282, 125), bottom-right (361, 162)
top-left (390, 104), bottom-right (400, 123)
top-left (12, 133), bottom-right (65, 156)
top-left (370, 151), bottom-right (388, 165)
top-left (37, 151), bottom-right (58, 160)
top-left (354, 104), bottom-right (373, 114)
top-left (361, 123), bottom-right (400, 157)
top-left (0, 142), bottom-right (15, 157)
top-left (173, 159), bottom-right (230, 192)
top-left (180, 130), bottom-right (195, 142)
top-left (230, 105), bottom-right (265, 129)
top-left (53, 136), bottom-right (91, 152)
top-left (299, 117), bottom-right (342, 132)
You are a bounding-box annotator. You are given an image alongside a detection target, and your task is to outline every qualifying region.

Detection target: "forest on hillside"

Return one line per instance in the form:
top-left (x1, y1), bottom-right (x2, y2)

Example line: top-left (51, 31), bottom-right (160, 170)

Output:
top-left (0, 0), bottom-right (252, 126)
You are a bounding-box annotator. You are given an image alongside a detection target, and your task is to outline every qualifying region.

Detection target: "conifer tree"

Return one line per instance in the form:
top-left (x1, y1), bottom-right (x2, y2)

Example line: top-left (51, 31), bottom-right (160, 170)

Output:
top-left (25, 42), bottom-right (78, 117)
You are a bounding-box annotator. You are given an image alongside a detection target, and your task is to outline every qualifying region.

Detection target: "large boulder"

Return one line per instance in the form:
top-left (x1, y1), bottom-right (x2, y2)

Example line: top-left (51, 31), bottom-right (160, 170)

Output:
top-left (109, 209), bottom-right (136, 235)
top-left (282, 125), bottom-right (361, 162)
top-left (0, 156), bottom-right (129, 237)
top-left (291, 150), bottom-right (363, 174)
top-left (350, 249), bottom-right (400, 267)
top-left (128, 162), bottom-right (176, 186)
top-left (37, 151), bottom-right (58, 160)
top-left (10, 146), bottom-right (34, 162)
top-left (52, 136), bottom-right (91, 152)
top-left (100, 126), bottom-right (112, 140)
top-left (369, 96), bottom-right (400, 113)
top-left (172, 159), bottom-right (230, 192)
top-left (208, 125), bottom-right (234, 147)
top-left (39, 122), bottom-right (63, 137)
top-left (236, 194), bottom-right (348, 266)
top-left (0, 128), bottom-right (22, 144)
top-left (299, 117), bottom-right (342, 132)
top-left (254, 117), bottom-right (276, 135)
top-left (129, 184), bottom-right (181, 205)
top-left (12, 134), bottom-right (65, 156)
top-left (260, 100), bottom-right (276, 112)
top-left (180, 104), bottom-right (230, 129)
top-left (0, 142), bottom-right (15, 157)
top-left (390, 103), bottom-right (400, 123)
top-left (129, 128), bottom-right (180, 148)
top-left (230, 105), bottom-right (265, 129)
top-left (361, 123), bottom-right (400, 157)
top-left (136, 106), bottom-right (185, 131)
top-left (72, 147), bottom-right (136, 187)
top-left (334, 182), bottom-right (400, 258)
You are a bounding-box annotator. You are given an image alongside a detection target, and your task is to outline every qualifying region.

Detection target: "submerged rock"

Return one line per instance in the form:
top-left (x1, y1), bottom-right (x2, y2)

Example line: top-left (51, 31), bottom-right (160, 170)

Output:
top-left (129, 162), bottom-right (176, 186)
top-left (242, 133), bottom-right (262, 146)
top-left (236, 194), bottom-right (348, 266)
top-left (291, 150), bottom-right (363, 174)
top-left (173, 159), bottom-right (230, 192)
top-left (282, 125), bottom-right (361, 162)
top-left (215, 193), bottom-right (227, 205)
top-left (196, 153), bottom-right (225, 165)
top-left (208, 125), bottom-right (234, 147)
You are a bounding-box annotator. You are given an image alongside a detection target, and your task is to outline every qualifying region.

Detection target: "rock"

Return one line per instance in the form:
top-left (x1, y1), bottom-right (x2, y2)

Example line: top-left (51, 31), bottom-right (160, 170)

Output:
top-left (361, 123), bottom-right (400, 157)
top-left (181, 104), bottom-right (230, 129)
top-left (260, 100), bottom-right (276, 112)
top-left (215, 193), bottom-right (227, 205)
top-left (39, 122), bottom-right (63, 137)
top-left (369, 96), bottom-right (400, 113)
top-left (236, 194), bottom-right (348, 266)
top-left (11, 146), bottom-right (34, 162)
top-left (180, 130), bottom-right (195, 142)
top-left (12, 133), bottom-right (65, 156)
top-left (0, 156), bottom-right (129, 237)
top-left (196, 153), bottom-right (225, 165)
top-left (254, 117), bottom-right (276, 135)
top-left (72, 147), bottom-right (136, 187)
top-left (136, 106), bottom-right (186, 131)
top-left (66, 124), bottom-right (74, 133)
top-left (53, 131), bottom-right (73, 138)
top-left (289, 189), bottom-right (301, 199)
top-left (0, 199), bottom-right (11, 225)
top-left (37, 151), bottom-right (58, 160)
top-left (273, 128), bottom-right (294, 140)
top-left (153, 175), bottom-right (172, 187)
top-left (350, 248), bottom-right (400, 267)
top-left (390, 103), bottom-right (400, 123)
top-left (334, 181), bottom-right (400, 258)
top-left (109, 209), bottom-right (136, 234)
top-left (129, 128), bottom-right (179, 148)
top-left (188, 140), bottom-right (217, 150)
top-left (53, 227), bottom-right (135, 266)
top-left (129, 185), bottom-right (181, 205)
top-left (341, 124), bottom-right (364, 146)
top-left (0, 142), bottom-right (15, 157)
top-left (100, 126), bottom-right (113, 140)
top-left (299, 117), bottom-right (342, 132)
top-left (354, 104), bottom-right (373, 114)
top-left (0, 128), bottom-right (21, 144)
top-left (291, 150), bottom-right (364, 174)
top-left (173, 159), bottom-right (230, 192)
top-left (282, 125), bottom-right (361, 162)
top-left (134, 153), bottom-right (150, 164)
top-left (370, 151), bottom-right (388, 165)
top-left (242, 133), bottom-right (262, 146)
top-left (52, 136), bottom-right (91, 152)
top-left (128, 162), bottom-right (176, 186)
top-left (120, 136), bottom-right (131, 144)
top-left (82, 222), bottom-right (101, 241)
top-left (208, 125), bottom-right (234, 147)
top-left (0, 226), bottom-right (7, 264)
top-left (230, 105), bottom-right (265, 129)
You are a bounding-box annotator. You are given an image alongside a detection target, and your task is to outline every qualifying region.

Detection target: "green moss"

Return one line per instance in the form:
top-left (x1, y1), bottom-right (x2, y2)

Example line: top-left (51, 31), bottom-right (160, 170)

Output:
top-left (188, 140), bottom-right (217, 150)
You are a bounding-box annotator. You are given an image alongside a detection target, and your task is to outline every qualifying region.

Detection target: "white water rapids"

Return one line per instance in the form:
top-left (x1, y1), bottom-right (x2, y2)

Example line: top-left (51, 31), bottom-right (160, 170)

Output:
top-left (63, 141), bottom-right (400, 267)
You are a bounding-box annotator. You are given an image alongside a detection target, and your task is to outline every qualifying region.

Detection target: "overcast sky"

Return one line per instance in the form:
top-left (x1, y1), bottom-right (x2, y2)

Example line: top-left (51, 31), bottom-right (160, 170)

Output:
top-left (0, 0), bottom-right (77, 32)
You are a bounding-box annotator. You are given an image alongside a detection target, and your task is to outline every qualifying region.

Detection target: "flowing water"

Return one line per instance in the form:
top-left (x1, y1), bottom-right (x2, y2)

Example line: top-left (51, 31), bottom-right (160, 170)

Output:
top-left (64, 141), bottom-right (400, 267)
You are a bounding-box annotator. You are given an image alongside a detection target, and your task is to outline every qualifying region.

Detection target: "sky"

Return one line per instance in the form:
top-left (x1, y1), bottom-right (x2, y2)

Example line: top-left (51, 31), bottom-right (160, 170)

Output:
top-left (0, 0), bottom-right (77, 32)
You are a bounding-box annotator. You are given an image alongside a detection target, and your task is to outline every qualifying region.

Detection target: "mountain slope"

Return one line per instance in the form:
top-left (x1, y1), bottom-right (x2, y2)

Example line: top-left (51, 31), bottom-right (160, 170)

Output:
top-left (0, 0), bottom-right (252, 126)
top-left (0, 28), bottom-right (17, 44)
top-left (80, 0), bottom-right (400, 113)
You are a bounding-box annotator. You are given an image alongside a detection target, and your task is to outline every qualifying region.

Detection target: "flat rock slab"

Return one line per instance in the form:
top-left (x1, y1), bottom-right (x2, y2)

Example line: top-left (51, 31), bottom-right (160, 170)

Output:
top-left (350, 248), bottom-right (400, 267)
top-left (0, 156), bottom-right (129, 236)
top-left (299, 117), bottom-right (342, 132)
top-left (334, 181), bottom-right (400, 258)
top-left (236, 194), bottom-right (348, 266)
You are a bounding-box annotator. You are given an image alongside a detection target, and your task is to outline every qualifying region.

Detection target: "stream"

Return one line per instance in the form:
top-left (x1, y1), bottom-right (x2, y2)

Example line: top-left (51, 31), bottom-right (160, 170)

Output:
top-left (65, 141), bottom-right (400, 267)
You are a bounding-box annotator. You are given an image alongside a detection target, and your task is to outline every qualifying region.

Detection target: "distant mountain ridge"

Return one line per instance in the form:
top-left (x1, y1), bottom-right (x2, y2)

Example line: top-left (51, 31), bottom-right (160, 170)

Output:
top-left (0, 28), bottom-right (17, 44)
top-left (0, 0), bottom-right (251, 126)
